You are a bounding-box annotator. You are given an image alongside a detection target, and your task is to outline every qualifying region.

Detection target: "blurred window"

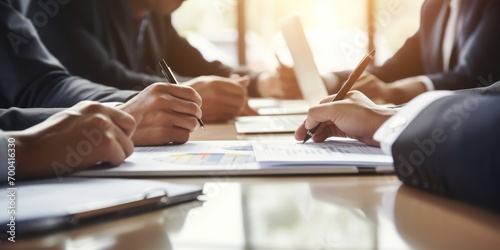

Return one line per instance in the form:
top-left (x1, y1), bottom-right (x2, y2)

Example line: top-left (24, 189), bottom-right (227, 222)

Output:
top-left (173, 0), bottom-right (424, 71)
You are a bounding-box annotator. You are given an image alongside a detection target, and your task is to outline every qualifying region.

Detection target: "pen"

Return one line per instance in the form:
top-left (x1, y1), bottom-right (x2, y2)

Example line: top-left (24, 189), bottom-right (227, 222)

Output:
top-left (302, 49), bottom-right (376, 143)
top-left (158, 59), bottom-right (206, 130)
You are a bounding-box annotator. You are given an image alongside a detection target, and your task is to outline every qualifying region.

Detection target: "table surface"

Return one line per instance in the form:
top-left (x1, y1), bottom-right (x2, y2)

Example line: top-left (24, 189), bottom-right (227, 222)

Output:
top-left (5, 124), bottom-right (500, 250)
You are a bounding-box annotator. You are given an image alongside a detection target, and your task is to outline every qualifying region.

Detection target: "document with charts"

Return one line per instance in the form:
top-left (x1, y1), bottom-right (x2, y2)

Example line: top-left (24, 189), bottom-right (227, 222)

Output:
top-left (252, 140), bottom-right (392, 166)
top-left (74, 140), bottom-right (393, 177)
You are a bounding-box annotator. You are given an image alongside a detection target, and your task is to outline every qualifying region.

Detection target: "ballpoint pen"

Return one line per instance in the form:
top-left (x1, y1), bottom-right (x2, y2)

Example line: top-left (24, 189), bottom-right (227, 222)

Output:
top-left (302, 49), bottom-right (376, 143)
top-left (158, 59), bottom-right (206, 130)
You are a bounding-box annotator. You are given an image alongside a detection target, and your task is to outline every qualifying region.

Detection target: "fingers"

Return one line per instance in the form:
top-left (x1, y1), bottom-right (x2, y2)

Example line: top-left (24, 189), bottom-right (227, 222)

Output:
top-left (213, 79), bottom-right (246, 97)
top-left (167, 96), bottom-right (203, 119)
top-left (277, 65), bottom-right (296, 78)
top-left (194, 78), bottom-right (247, 120)
top-left (101, 126), bottom-right (133, 166)
top-left (106, 123), bottom-right (135, 158)
top-left (165, 126), bottom-right (191, 144)
top-left (312, 123), bottom-right (346, 142)
top-left (294, 121), bottom-right (308, 141)
top-left (201, 104), bottom-right (241, 123)
top-left (102, 138), bottom-right (127, 166)
top-left (130, 123), bottom-right (191, 146)
top-left (237, 102), bottom-right (259, 116)
top-left (304, 104), bottom-right (333, 130)
top-left (296, 103), bottom-right (346, 142)
top-left (157, 83), bottom-right (202, 106)
top-left (89, 114), bottom-right (134, 163)
top-left (103, 107), bottom-right (136, 137)
top-left (69, 101), bottom-right (136, 138)
top-left (172, 116), bottom-right (199, 132)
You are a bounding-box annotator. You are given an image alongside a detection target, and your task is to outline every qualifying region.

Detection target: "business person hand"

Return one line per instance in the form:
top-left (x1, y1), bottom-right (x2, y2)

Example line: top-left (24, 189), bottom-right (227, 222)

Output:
top-left (185, 75), bottom-right (251, 123)
top-left (350, 73), bottom-right (393, 104)
top-left (119, 83), bottom-right (202, 145)
top-left (231, 75), bottom-right (259, 117)
top-left (294, 91), bottom-right (396, 146)
top-left (351, 73), bottom-right (429, 105)
top-left (257, 65), bottom-right (303, 100)
top-left (6, 101), bottom-right (136, 180)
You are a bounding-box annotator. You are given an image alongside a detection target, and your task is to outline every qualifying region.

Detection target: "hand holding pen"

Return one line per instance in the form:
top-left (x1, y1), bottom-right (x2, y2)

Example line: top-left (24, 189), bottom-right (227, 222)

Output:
top-left (159, 59), bottom-right (206, 130)
top-left (302, 49), bottom-right (376, 143)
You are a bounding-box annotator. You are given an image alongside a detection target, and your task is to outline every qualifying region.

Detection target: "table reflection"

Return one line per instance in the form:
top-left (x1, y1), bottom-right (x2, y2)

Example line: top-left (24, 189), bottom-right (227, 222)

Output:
top-left (7, 177), bottom-right (500, 250)
top-left (5, 201), bottom-right (202, 250)
top-left (394, 186), bottom-right (500, 250)
top-left (169, 177), bottom-right (407, 250)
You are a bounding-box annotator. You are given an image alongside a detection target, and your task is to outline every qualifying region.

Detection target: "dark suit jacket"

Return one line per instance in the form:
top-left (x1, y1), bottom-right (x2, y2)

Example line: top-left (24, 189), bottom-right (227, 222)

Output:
top-left (0, 1), bottom-right (137, 130)
top-left (393, 82), bottom-right (500, 212)
top-left (339, 0), bottom-right (500, 91)
top-left (27, 0), bottom-right (261, 96)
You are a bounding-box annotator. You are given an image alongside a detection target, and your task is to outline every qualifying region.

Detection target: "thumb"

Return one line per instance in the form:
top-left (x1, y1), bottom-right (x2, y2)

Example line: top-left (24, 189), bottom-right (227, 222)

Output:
top-left (305, 103), bottom-right (337, 129)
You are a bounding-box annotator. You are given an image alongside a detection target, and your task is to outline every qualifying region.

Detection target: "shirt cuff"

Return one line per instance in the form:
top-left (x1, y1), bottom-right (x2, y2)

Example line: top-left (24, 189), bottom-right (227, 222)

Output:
top-left (417, 75), bottom-right (435, 92)
top-left (373, 91), bottom-right (453, 155)
top-left (0, 132), bottom-right (9, 183)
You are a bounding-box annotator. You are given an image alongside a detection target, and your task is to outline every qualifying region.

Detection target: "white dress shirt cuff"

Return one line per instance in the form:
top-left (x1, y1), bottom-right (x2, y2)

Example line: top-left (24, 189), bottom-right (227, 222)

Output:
top-left (0, 132), bottom-right (9, 183)
top-left (417, 75), bottom-right (435, 92)
top-left (374, 91), bottom-right (453, 155)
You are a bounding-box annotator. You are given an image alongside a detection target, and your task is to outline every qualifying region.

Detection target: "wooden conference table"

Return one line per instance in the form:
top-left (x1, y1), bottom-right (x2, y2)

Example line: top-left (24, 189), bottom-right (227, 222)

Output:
top-left (7, 123), bottom-right (500, 250)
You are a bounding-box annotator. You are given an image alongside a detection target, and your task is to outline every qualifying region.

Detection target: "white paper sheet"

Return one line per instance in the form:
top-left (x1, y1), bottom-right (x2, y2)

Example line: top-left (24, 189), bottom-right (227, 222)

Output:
top-left (252, 140), bottom-right (393, 166)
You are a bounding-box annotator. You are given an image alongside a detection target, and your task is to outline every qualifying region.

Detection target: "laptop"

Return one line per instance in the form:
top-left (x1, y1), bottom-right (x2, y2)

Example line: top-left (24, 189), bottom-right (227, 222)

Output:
top-left (236, 15), bottom-right (329, 133)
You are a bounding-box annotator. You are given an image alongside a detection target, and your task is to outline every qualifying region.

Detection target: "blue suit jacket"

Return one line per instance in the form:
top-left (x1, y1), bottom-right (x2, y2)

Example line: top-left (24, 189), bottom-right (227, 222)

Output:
top-left (393, 82), bottom-right (500, 212)
top-left (0, 1), bottom-right (137, 130)
top-left (339, 0), bottom-right (500, 91)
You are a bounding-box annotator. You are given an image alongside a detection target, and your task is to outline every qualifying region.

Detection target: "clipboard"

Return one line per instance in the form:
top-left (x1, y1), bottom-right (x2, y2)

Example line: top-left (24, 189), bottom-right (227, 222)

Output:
top-left (0, 178), bottom-right (203, 236)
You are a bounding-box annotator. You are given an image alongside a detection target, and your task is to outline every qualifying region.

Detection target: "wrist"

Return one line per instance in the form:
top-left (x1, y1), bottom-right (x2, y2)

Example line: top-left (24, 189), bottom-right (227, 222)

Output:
top-left (373, 107), bottom-right (397, 129)
top-left (386, 79), bottom-right (427, 105)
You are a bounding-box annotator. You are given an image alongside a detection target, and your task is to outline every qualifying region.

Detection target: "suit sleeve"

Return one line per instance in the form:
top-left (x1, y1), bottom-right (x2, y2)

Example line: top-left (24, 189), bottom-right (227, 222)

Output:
top-left (27, 1), bottom-right (165, 91)
top-left (0, 4), bottom-right (137, 128)
top-left (392, 93), bottom-right (500, 212)
top-left (0, 108), bottom-right (64, 131)
top-left (456, 80), bottom-right (500, 95)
